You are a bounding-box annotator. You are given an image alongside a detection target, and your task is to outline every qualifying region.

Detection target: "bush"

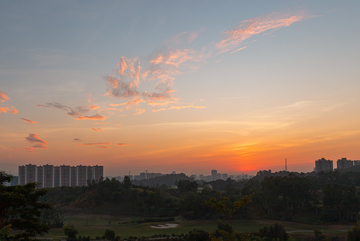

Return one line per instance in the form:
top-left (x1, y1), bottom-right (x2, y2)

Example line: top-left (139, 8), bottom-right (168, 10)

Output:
top-left (104, 229), bottom-right (116, 240)
top-left (258, 223), bottom-right (288, 241)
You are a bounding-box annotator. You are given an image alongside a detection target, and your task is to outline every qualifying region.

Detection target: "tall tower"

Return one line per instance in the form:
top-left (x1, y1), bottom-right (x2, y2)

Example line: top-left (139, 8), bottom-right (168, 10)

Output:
top-left (285, 158), bottom-right (287, 171)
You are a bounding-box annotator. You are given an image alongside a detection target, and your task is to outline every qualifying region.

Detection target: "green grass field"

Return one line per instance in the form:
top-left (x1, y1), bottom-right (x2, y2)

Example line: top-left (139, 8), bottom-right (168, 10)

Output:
top-left (42, 214), bottom-right (353, 240)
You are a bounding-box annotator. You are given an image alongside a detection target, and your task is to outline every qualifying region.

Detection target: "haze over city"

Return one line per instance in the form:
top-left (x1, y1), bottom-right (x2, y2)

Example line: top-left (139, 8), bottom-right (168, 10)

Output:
top-left (1, 1), bottom-right (360, 177)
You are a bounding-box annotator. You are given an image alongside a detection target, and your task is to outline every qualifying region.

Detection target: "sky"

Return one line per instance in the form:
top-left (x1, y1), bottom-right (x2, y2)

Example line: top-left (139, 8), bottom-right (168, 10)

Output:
top-left (1, 1), bottom-right (360, 177)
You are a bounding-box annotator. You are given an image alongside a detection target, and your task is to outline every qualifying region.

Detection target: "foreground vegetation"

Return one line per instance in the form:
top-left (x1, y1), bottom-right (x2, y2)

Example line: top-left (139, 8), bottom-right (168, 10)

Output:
top-left (3, 168), bottom-right (360, 240)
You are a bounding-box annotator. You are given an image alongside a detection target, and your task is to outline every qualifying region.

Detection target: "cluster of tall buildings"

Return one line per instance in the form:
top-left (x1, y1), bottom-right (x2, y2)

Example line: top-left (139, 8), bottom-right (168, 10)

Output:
top-left (314, 158), bottom-right (360, 172)
top-left (18, 164), bottom-right (103, 188)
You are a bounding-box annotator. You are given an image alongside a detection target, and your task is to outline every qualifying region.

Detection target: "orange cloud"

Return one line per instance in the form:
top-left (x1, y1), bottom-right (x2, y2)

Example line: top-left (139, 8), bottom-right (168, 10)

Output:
top-left (109, 98), bottom-right (142, 107)
top-left (26, 133), bottom-right (48, 149)
top-left (92, 128), bottom-right (103, 132)
top-left (148, 101), bottom-right (178, 106)
top-left (21, 118), bottom-right (37, 124)
top-left (86, 105), bottom-right (99, 110)
top-left (0, 90), bottom-right (9, 102)
top-left (10, 107), bottom-right (18, 114)
top-left (0, 106), bottom-right (18, 114)
top-left (0, 107), bottom-right (9, 114)
top-left (75, 114), bottom-right (106, 120)
top-left (216, 12), bottom-right (306, 54)
top-left (134, 108), bottom-right (145, 115)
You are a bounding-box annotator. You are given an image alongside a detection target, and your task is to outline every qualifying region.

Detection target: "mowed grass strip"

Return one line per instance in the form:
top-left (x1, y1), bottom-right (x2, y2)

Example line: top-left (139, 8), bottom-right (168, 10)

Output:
top-left (43, 214), bottom-right (354, 240)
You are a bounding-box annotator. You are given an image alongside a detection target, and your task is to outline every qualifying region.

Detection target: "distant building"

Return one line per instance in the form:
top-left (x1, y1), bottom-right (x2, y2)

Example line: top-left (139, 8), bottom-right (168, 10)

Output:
top-left (211, 170), bottom-right (217, 180)
top-left (222, 173), bottom-right (228, 180)
top-left (337, 158), bottom-right (353, 170)
top-left (18, 164), bottom-right (103, 187)
top-left (315, 158), bottom-right (333, 172)
top-left (354, 160), bottom-right (360, 166)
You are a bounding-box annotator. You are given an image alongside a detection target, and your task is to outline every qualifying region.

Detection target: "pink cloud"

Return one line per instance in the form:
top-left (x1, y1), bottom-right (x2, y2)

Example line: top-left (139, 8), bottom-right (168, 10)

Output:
top-left (0, 90), bottom-right (9, 102)
top-left (105, 57), bottom-right (141, 98)
top-left (25, 134), bottom-right (48, 150)
top-left (21, 118), bottom-right (37, 124)
top-left (216, 12), bottom-right (306, 54)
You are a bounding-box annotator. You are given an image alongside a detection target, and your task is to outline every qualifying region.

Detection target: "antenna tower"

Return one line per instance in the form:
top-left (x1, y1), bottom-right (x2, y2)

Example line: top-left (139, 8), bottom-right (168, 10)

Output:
top-left (285, 158), bottom-right (287, 171)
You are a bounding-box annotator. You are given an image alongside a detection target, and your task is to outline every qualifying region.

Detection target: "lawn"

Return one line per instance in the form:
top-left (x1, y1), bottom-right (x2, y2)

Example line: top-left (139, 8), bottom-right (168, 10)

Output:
top-left (42, 214), bottom-right (353, 240)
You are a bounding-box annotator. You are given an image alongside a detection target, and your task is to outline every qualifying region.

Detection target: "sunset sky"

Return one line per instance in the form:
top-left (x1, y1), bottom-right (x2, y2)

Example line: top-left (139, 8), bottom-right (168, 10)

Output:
top-left (1, 1), bottom-right (360, 177)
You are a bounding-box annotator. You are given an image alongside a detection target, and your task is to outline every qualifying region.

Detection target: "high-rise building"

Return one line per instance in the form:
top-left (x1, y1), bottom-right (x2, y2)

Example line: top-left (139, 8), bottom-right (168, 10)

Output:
top-left (337, 158), bottom-right (353, 170)
top-left (211, 170), bottom-right (217, 180)
top-left (18, 164), bottom-right (103, 188)
top-left (53, 166), bottom-right (60, 188)
top-left (59, 165), bottom-right (71, 187)
top-left (36, 166), bottom-right (43, 187)
top-left (315, 158), bottom-right (333, 172)
top-left (18, 165), bottom-right (26, 185)
top-left (43, 164), bottom-right (54, 188)
top-left (76, 165), bottom-right (87, 186)
top-left (222, 173), bottom-right (228, 180)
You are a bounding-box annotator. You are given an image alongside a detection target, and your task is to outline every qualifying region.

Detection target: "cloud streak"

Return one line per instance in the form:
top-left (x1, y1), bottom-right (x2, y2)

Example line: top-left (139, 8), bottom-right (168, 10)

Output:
top-left (92, 128), bottom-right (103, 132)
top-left (21, 118), bottom-right (37, 124)
top-left (38, 102), bottom-right (106, 120)
top-left (215, 12), bottom-right (306, 54)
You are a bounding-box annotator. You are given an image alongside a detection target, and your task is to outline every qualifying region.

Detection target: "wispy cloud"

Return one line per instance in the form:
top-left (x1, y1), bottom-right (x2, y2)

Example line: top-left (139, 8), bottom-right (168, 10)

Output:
top-left (103, 12), bottom-right (308, 114)
top-left (0, 90), bottom-right (9, 102)
top-left (25, 133), bottom-right (48, 150)
top-left (152, 105), bottom-right (206, 112)
top-left (117, 143), bottom-right (130, 146)
top-left (134, 108), bottom-right (145, 115)
top-left (78, 142), bottom-right (112, 146)
top-left (92, 128), bottom-right (103, 132)
top-left (75, 114), bottom-right (106, 120)
top-left (109, 98), bottom-right (142, 108)
top-left (38, 102), bottom-right (106, 120)
top-left (215, 12), bottom-right (306, 55)
top-left (168, 105), bottom-right (206, 110)
top-left (21, 118), bottom-right (37, 124)
top-left (73, 138), bottom-right (83, 142)
top-left (105, 57), bottom-right (140, 98)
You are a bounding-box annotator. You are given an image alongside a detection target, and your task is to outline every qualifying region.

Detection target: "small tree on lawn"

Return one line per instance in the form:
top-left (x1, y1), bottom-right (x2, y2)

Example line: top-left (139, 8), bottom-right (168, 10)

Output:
top-left (63, 224), bottom-right (78, 241)
top-left (206, 194), bottom-right (253, 241)
top-left (104, 229), bottom-right (115, 240)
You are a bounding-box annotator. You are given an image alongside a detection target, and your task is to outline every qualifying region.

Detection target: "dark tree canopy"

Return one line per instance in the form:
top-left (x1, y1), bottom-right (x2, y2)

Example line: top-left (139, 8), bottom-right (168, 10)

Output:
top-left (0, 171), bottom-right (51, 240)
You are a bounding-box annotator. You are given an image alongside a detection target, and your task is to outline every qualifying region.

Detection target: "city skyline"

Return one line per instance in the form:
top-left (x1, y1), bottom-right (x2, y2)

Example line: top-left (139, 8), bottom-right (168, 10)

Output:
top-left (1, 1), bottom-right (360, 176)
